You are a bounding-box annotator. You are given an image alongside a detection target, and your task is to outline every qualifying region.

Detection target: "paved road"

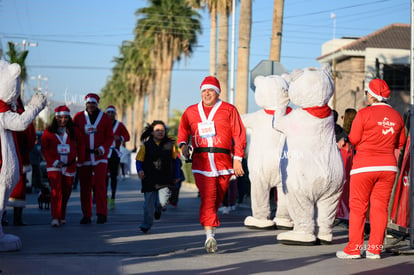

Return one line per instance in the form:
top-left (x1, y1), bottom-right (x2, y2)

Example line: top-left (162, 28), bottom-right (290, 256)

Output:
top-left (1, 175), bottom-right (413, 275)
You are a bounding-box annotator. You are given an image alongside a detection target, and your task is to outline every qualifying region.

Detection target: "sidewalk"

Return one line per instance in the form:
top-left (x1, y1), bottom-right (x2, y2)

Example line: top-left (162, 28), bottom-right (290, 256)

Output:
top-left (0, 175), bottom-right (413, 275)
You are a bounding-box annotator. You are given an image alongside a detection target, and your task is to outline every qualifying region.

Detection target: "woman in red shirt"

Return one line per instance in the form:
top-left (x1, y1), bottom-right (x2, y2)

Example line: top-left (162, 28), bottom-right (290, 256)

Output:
top-left (336, 79), bottom-right (406, 259)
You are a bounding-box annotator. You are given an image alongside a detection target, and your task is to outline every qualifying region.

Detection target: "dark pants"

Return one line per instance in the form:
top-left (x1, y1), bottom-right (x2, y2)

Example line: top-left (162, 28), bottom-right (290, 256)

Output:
top-left (106, 154), bottom-right (120, 199)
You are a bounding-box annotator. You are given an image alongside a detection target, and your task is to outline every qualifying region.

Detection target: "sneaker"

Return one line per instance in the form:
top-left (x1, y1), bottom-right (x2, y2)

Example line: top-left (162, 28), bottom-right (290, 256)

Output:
top-left (154, 211), bottom-right (162, 220)
top-left (97, 214), bottom-right (107, 224)
top-left (51, 219), bottom-right (60, 227)
top-left (140, 226), bottom-right (149, 233)
top-left (366, 251), bottom-right (381, 259)
top-left (204, 237), bottom-right (217, 253)
top-left (109, 199), bottom-right (115, 210)
top-left (60, 219), bottom-right (66, 225)
top-left (336, 251), bottom-right (361, 259)
top-left (80, 217), bottom-right (92, 224)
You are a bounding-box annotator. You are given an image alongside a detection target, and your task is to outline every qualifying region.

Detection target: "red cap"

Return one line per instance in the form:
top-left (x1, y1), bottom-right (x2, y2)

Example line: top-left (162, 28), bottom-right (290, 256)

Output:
top-left (84, 93), bottom-right (100, 104)
top-left (367, 79), bottom-right (390, 102)
top-left (55, 105), bottom-right (70, 116)
top-left (200, 76), bottom-right (221, 94)
top-left (106, 105), bottom-right (116, 113)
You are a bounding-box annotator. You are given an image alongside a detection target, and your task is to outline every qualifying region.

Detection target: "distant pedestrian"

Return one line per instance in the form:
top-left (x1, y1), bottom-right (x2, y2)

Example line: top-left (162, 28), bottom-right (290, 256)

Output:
top-left (105, 105), bottom-right (130, 210)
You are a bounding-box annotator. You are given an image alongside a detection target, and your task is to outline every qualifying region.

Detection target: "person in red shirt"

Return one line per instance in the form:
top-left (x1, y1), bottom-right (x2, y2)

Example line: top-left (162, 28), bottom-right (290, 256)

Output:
top-left (105, 105), bottom-right (130, 210)
top-left (336, 79), bottom-right (406, 259)
top-left (177, 76), bottom-right (246, 253)
top-left (41, 105), bottom-right (85, 227)
top-left (74, 94), bottom-right (114, 224)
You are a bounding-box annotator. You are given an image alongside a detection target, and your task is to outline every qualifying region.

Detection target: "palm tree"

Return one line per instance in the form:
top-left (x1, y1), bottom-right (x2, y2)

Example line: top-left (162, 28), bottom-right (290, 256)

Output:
top-left (216, 0), bottom-right (233, 102)
top-left (5, 41), bottom-right (29, 99)
top-left (135, 0), bottom-right (201, 122)
top-left (235, 0), bottom-right (252, 114)
top-left (270, 0), bottom-right (284, 61)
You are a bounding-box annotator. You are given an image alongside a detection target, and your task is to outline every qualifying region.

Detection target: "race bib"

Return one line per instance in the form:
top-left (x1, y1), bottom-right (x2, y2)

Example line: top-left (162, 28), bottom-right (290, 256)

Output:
top-left (198, 121), bottom-right (216, 138)
top-left (57, 144), bottom-right (70, 155)
top-left (85, 124), bottom-right (97, 135)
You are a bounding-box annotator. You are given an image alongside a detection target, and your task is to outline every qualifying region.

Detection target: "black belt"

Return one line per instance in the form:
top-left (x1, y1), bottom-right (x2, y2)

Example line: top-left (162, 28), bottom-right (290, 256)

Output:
top-left (193, 147), bottom-right (230, 154)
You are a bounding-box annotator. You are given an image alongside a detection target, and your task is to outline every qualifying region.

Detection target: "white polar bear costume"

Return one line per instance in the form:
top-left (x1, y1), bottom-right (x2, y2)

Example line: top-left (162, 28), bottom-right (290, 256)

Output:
top-left (0, 60), bottom-right (47, 251)
top-left (272, 65), bottom-right (344, 245)
top-left (243, 75), bottom-right (293, 230)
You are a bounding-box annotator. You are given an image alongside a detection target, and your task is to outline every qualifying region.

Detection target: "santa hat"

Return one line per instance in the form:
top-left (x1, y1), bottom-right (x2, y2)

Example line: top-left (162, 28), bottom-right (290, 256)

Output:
top-left (85, 93), bottom-right (100, 104)
top-left (106, 105), bottom-right (116, 113)
top-left (366, 79), bottom-right (390, 102)
top-left (200, 76), bottom-right (221, 94)
top-left (55, 105), bottom-right (70, 116)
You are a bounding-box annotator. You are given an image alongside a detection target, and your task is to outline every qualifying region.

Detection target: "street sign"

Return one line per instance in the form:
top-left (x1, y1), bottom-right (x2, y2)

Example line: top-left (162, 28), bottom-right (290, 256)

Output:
top-left (250, 60), bottom-right (288, 91)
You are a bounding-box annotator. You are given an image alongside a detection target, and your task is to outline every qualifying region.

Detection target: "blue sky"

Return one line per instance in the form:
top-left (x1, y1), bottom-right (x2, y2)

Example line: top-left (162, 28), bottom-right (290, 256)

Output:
top-left (0, 0), bottom-right (410, 114)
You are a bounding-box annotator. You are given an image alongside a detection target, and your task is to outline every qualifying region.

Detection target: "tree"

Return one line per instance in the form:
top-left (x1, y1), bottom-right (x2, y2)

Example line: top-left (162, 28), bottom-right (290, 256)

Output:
top-left (235, 0), bottom-right (252, 114)
top-left (270, 0), bottom-right (284, 61)
top-left (5, 41), bottom-right (29, 99)
top-left (135, 0), bottom-right (201, 122)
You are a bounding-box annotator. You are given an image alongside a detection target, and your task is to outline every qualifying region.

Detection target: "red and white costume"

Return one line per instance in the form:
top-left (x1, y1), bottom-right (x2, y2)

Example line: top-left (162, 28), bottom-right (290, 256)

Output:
top-left (342, 79), bottom-right (406, 257)
top-left (108, 120), bottom-right (130, 158)
top-left (178, 99), bottom-right (246, 227)
top-left (74, 101), bottom-right (114, 220)
top-left (41, 106), bottom-right (85, 223)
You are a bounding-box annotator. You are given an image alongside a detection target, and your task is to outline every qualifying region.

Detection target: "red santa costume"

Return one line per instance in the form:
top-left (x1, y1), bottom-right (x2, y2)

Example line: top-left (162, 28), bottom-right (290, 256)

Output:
top-left (41, 105), bottom-right (85, 226)
top-left (8, 96), bottom-right (36, 226)
top-left (177, 76), bottom-right (246, 231)
top-left (105, 105), bottom-right (130, 207)
top-left (74, 94), bottom-right (114, 224)
top-left (338, 79), bottom-right (406, 259)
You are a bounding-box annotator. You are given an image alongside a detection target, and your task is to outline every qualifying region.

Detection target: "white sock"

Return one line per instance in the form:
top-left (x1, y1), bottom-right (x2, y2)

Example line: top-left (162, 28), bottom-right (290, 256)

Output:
top-left (206, 229), bottom-right (215, 240)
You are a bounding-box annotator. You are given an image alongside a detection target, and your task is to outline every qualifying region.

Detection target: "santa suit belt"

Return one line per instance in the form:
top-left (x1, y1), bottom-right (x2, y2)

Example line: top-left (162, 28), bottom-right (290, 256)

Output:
top-left (193, 147), bottom-right (230, 154)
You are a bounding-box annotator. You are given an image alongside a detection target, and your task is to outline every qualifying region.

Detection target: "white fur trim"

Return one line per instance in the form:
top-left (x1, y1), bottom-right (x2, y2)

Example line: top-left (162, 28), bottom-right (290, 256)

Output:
top-left (55, 111), bottom-right (70, 116)
top-left (85, 97), bottom-right (98, 104)
top-left (200, 84), bottom-right (220, 94)
top-left (106, 107), bottom-right (116, 113)
top-left (367, 86), bottom-right (387, 101)
top-left (350, 166), bottom-right (397, 175)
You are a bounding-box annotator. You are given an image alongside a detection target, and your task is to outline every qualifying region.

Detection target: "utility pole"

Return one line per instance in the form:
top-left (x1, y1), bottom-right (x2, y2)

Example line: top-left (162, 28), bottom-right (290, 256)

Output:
top-left (31, 74), bottom-right (48, 93)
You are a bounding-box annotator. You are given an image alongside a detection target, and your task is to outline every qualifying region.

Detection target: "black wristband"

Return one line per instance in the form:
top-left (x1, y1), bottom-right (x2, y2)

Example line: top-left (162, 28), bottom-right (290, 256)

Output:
top-left (343, 137), bottom-right (349, 143)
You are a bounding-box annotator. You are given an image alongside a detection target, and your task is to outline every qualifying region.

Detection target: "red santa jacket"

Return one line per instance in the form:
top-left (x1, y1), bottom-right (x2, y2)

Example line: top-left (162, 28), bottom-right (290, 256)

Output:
top-left (109, 120), bottom-right (130, 158)
top-left (73, 109), bottom-right (114, 166)
top-left (177, 99), bottom-right (246, 177)
top-left (41, 126), bottom-right (85, 176)
top-left (349, 103), bottom-right (406, 175)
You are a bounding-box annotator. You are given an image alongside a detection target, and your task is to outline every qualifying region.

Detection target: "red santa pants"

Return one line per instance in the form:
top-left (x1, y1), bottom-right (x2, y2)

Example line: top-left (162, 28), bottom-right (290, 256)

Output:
top-left (79, 163), bottom-right (108, 218)
top-left (48, 171), bottom-right (73, 221)
top-left (344, 171), bottom-right (396, 255)
top-left (194, 173), bottom-right (231, 227)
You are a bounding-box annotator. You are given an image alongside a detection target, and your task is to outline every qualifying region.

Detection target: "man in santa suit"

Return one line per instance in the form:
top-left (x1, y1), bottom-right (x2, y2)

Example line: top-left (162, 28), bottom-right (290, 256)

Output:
top-left (74, 93), bottom-right (114, 224)
top-left (105, 105), bottom-right (130, 210)
top-left (177, 76), bottom-right (246, 253)
top-left (336, 79), bottom-right (406, 259)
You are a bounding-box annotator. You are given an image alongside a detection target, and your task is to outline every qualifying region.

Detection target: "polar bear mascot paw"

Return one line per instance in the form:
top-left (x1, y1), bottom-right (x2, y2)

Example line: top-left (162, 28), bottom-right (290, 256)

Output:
top-left (244, 216), bottom-right (276, 230)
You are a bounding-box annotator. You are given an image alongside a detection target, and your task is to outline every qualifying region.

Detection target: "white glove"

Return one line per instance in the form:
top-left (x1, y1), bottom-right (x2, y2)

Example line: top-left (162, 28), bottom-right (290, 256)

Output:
top-left (28, 93), bottom-right (47, 111)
